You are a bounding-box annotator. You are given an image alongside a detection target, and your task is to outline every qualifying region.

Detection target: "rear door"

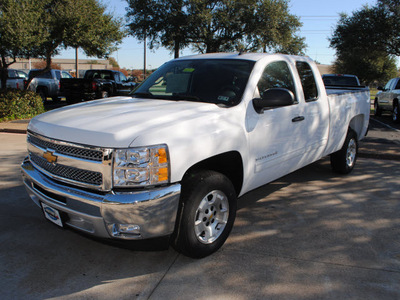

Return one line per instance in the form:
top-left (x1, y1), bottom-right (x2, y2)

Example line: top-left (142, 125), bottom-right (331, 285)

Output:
top-left (295, 60), bottom-right (329, 164)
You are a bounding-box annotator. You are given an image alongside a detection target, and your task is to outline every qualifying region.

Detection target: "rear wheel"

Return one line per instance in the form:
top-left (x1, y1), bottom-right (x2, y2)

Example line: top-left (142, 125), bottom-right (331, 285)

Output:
top-left (392, 102), bottom-right (400, 123)
top-left (330, 129), bottom-right (358, 174)
top-left (172, 170), bottom-right (237, 258)
top-left (37, 89), bottom-right (47, 102)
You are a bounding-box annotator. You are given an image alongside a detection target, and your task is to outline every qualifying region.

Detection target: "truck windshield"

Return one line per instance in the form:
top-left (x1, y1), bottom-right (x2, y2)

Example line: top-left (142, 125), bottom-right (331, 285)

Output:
top-left (133, 59), bottom-right (255, 106)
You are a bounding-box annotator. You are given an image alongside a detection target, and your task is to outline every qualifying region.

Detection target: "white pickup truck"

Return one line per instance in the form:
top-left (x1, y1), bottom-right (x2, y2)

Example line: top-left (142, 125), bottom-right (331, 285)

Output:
top-left (21, 53), bottom-right (370, 258)
top-left (375, 77), bottom-right (400, 123)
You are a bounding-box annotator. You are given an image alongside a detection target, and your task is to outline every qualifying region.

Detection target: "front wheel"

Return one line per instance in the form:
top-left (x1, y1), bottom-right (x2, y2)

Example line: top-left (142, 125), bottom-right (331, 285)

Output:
top-left (330, 129), bottom-right (358, 174)
top-left (101, 90), bottom-right (109, 98)
top-left (172, 170), bottom-right (237, 258)
top-left (392, 102), bottom-right (400, 123)
top-left (374, 99), bottom-right (382, 116)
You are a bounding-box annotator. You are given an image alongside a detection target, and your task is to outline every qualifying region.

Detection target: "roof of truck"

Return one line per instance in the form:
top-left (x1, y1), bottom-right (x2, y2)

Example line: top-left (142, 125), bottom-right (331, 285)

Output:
top-left (174, 52), bottom-right (313, 62)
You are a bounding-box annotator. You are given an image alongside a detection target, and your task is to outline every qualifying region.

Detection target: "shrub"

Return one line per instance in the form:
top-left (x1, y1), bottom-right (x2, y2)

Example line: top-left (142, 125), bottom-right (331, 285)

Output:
top-left (0, 90), bottom-right (45, 121)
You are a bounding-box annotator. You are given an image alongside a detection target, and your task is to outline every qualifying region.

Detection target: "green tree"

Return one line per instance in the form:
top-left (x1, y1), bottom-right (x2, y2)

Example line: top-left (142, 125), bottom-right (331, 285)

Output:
top-left (0, 0), bottom-right (46, 91)
top-left (329, 8), bottom-right (387, 56)
top-left (30, 0), bottom-right (125, 73)
top-left (329, 5), bottom-right (398, 84)
top-left (376, 0), bottom-right (400, 56)
top-left (108, 57), bottom-right (120, 68)
top-left (126, 0), bottom-right (306, 58)
top-left (126, 0), bottom-right (190, 58)
top-left (333, 52), bottom-right (397, 85)
top-left (189, 0), bottom-right (305, 54)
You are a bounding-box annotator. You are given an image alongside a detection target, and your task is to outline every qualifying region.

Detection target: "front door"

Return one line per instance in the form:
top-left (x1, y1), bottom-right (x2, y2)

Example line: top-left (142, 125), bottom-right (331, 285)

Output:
top-left (246, 60), bottom-right (309, 191)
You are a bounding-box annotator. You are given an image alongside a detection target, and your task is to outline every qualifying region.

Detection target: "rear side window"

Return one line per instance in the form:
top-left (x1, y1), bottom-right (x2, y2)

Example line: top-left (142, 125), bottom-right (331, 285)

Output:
top-left (30, 71), bottom-right (51, 79)
top-left (296, 61), bottom-right (318, 102)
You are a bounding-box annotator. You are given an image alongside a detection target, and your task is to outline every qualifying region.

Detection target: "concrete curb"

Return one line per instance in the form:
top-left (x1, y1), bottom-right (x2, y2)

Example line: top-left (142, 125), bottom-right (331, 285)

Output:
top-left (0, 128), bottom-right (28, 134)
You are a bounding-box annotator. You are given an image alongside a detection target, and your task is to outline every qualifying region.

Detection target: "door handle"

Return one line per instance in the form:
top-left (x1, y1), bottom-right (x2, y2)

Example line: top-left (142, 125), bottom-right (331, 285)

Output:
top-left (292, 116), bottom-right (305, 122)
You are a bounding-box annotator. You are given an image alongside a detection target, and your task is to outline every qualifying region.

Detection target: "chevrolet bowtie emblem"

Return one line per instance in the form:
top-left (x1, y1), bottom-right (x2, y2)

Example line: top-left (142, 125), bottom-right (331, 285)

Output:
top-left (43, 150), bottom-right (58, 163)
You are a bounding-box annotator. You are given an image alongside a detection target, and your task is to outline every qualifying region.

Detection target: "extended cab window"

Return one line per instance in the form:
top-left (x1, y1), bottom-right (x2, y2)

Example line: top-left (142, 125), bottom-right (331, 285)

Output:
top-left (296, 61), bottom-right (318, 102)
top-left (257, 61), bottom-right (296, 102)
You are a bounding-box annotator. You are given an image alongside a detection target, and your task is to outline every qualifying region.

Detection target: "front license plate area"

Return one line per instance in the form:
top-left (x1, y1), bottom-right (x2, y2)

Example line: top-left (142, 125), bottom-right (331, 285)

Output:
top-left (41, 202), bottom-right (63, 227)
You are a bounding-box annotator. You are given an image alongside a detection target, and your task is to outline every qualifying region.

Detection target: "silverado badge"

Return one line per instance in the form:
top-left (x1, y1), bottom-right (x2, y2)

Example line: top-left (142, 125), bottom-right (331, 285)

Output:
top-left (43, 150), bottom-right (58, 163)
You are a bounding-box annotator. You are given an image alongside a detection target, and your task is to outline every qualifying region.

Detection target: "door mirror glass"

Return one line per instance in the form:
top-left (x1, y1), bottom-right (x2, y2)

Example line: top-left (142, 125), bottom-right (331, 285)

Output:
top-left (253, 88), bottom-right (295, 113)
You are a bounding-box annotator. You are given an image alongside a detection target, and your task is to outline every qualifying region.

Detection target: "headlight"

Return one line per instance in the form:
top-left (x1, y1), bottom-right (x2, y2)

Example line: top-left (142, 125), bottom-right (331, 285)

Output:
top-left (113, 144), bottom-right (169, 187)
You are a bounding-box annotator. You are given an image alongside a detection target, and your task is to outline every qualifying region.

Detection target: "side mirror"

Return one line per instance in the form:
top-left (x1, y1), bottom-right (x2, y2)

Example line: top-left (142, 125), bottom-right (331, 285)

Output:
top-left (253, 88), bottom-right (295, 113)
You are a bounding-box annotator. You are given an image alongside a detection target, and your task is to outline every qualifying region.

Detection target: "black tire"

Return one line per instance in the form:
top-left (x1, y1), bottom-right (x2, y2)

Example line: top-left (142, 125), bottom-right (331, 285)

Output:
top-left (37, 89), bottom-right (47, 102)
top-left (330, 129), bottom-right (358, 174)
top-left (392, 102), bottom-right (400, 123)
top-left (101, 90), bottom-right (109, 98)
top-left (172, 170), bottom-right (237, 258)
top-left (374, 99), bottom-right (382, 116)
top-left (66, 97), bottom-right (78, 104)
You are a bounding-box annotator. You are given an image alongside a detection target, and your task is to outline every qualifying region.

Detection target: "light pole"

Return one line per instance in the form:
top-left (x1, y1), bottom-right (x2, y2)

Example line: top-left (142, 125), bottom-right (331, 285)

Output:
top-left (143, 34), bottom-right (147, 80)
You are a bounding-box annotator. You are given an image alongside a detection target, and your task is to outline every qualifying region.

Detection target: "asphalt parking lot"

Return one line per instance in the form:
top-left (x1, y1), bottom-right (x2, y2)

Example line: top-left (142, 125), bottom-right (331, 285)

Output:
top-left (1, 124), bottom-right (399, 299)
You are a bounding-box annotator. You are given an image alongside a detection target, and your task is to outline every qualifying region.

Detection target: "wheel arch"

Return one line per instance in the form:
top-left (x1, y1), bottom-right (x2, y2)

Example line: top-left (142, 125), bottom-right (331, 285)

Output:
top-left (348, 114), bottom-right (365, 140)
top-left (182, 151), bottom-right (244, 196)
top-left (393, 98), bottom-right (399, 108)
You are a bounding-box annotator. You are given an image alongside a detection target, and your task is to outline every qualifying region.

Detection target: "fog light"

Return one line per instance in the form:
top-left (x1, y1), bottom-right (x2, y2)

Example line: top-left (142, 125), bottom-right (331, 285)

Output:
top-left (118, 224), bottom-right (140, 234)
top-left (109, 223), bottom-right (141, 239)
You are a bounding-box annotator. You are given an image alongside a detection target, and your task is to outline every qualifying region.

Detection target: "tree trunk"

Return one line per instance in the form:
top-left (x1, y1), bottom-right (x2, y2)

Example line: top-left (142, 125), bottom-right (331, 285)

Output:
top-left (174, 40), bottom-right (180, 58)
top-left (0, 55), bottom-right (12, 92)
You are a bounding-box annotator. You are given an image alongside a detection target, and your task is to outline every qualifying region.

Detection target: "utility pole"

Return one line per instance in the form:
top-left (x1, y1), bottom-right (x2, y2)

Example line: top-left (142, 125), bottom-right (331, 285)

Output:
top-left (143, 33), bottom-right (147, 80)
top-left (75, 47), bottom-right (79, 78)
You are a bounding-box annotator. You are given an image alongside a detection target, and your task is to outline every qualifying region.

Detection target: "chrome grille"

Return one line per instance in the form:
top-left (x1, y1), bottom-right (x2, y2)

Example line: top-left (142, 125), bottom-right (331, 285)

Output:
top-left (28, 134), bottom-right (103, 161)
top-left (27, 132), bottom-right (113, 191)
top-left (30, 153), bottom-right (103, 185)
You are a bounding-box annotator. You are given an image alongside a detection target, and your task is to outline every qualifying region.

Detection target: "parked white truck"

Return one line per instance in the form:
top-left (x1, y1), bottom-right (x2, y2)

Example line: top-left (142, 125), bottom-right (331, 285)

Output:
top-left (21, 53), bottom-right (370, 258)
top-left (375, 77), bottom-right (400, 123)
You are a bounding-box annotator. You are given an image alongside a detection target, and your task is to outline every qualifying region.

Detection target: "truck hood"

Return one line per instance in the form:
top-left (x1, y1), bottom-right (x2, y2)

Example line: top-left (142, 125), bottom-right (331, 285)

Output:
top-left (28, 97), bottom-right (227, 148)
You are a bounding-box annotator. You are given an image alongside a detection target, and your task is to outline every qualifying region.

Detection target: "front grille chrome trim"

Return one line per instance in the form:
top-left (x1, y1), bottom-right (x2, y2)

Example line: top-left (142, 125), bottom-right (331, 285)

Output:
top-left (27, 132), bottom-right (113, 191)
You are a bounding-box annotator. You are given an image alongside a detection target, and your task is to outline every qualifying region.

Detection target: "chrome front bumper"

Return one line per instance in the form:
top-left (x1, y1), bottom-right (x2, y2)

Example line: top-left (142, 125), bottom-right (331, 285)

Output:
top-left (21, 157), bottom-right (181, 240)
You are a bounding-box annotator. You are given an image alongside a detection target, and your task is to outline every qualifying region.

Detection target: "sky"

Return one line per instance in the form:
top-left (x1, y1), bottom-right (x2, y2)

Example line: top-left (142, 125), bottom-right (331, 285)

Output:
top-left (55, 0), bottom-right (378, 69)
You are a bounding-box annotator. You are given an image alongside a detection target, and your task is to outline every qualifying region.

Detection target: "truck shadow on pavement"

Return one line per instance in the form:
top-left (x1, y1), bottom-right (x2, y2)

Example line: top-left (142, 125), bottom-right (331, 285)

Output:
top-left (2, 153), bottom-right (400, 299)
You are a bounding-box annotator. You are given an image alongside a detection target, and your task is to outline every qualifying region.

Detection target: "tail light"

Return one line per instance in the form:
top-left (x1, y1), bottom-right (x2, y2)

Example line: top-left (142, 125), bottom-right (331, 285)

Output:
top-left (92, 82), bottom-right (97, 91)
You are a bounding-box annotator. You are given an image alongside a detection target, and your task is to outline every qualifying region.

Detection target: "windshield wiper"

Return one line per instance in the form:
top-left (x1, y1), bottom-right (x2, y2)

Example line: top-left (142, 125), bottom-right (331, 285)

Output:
top-left (168, 95), bottom-right (202, 102)
top-left (132, 92), bottom-right (154, 98)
